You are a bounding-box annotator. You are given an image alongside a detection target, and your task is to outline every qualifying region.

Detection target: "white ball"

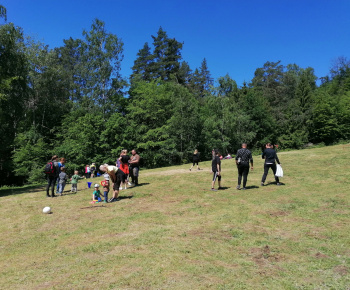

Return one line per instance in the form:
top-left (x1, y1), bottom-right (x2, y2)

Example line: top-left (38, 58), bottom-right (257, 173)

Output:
top-left (43, 206), bottom-right (51, 214)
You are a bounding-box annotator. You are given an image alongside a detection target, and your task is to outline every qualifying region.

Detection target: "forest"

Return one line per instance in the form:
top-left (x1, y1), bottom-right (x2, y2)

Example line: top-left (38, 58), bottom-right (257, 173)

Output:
top-left (1, 6), bottom-right (350, 186)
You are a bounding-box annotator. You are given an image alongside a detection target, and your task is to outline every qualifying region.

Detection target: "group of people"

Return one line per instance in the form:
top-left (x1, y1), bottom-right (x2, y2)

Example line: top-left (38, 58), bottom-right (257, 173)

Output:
top-left (44, 149), bottom-right (141, 202)
top-left (209, 143), bottom-right (281, 191)
top-left (45, 156), bottom-right (85, 197)
top-left (98, 149), bottom-right (140, 203)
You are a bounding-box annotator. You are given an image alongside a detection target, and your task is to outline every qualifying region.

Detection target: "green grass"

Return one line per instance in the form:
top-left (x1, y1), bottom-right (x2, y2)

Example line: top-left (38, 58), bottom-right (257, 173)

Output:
top-left (1, 145), bottom-right (349, 289)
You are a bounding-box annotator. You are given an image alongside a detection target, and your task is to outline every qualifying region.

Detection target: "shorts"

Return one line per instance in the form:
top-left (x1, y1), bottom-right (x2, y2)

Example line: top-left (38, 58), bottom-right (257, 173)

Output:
top-left (212, 171), bottom-right (221, 182)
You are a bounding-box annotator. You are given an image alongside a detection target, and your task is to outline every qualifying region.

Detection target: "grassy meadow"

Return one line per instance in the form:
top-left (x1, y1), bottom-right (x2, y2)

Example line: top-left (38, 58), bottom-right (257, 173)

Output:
top-left (0, 145), bottom-right (349, 289)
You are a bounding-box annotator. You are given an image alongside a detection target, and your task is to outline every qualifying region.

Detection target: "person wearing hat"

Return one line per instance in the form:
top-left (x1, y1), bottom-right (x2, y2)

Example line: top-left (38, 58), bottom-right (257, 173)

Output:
top-left (91, 183), bottom-right (102, 203)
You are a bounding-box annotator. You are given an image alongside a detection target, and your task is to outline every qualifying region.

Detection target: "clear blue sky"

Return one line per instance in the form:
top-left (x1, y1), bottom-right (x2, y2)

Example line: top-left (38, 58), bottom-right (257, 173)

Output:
top-left (3, 0), bottom-right (350, 86)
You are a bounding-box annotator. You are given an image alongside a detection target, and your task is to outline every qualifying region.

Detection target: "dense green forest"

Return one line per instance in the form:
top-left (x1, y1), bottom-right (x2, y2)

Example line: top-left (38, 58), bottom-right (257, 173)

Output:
top-left (1, 6), bottom-right (350, 186)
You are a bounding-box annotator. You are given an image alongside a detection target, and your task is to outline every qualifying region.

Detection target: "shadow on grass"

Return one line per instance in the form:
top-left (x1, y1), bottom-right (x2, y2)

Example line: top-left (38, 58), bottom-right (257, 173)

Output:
top-left (263, 182), bottom-right (285, 187)
top-left (218, 187), bottom-right (230, 190)
top-left (131, 183), bottom-right (150, 187)
top-left (0, 184), bottom-right (46, 198)
top-left (245, 185), bottom-right (260, 189)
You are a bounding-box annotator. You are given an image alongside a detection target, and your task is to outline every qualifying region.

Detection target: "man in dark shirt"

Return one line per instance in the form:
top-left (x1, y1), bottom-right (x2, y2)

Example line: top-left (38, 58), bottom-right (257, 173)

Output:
top-left (235, 143), bottom-right (254, 190)
top-left (211, 149), bottom-right (222, 191)
top-left (261, 143), bottom-right (281, 186)
top-left (129, 149), bottom-right (140, 186)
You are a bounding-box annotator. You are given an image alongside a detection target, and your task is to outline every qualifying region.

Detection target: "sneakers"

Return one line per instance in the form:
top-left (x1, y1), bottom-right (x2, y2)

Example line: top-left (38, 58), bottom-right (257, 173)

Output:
top-left (218, 187), bottom-right (224, 190)
top-left (119, 187), bottom-right (123, 190)
top-left (236, 185), bottom-right (240, 190)
top-left (211, 188), bottom-right (217, 191)
top-left (276, 183), bottom-right (281, 186)
top-left (128, 182), bottom-right (133, 186)
top-left (261, 182), bottom-right (264, 186)
top-left (103, 200), bottom-right (108, 203)
top-left (189, 168), bottom-right (192, 171)
top-left (241, 187), bottom-right (247, 190)
top-left (108, 197), bottom-right (115, 202)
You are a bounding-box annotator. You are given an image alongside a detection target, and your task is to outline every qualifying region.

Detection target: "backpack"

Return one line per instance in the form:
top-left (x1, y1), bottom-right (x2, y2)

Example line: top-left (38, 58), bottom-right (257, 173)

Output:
top-left (44, 161), bottom-right (55, 175)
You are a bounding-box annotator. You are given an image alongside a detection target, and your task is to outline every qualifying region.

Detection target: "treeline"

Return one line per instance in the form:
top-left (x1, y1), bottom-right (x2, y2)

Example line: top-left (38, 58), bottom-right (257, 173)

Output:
top-left (1, 12), bottom-right (350, 186)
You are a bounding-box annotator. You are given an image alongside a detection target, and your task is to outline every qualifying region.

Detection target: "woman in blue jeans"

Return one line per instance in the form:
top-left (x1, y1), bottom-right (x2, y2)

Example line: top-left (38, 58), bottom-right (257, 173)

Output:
top-left (261, 143), bottom-right (281, 186)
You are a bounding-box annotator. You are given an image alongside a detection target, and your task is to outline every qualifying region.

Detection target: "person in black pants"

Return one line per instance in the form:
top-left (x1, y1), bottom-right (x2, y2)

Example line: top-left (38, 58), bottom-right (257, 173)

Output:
top-left (261, 143), bottom-right (281, 186)
top-left (46, 155), bottom-right (59, 197)
top-left (235, 143), bottom-right (254, 190)
top-left (189, 149), bottom-right (200, 171)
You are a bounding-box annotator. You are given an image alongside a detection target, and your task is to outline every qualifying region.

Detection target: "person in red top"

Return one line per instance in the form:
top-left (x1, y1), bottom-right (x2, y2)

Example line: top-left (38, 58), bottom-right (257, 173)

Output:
top-left (119, 149), bottom-right (130, 190)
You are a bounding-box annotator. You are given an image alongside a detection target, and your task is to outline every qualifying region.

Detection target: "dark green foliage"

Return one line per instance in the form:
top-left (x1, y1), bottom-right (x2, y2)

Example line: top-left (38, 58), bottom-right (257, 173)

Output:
top-left (1, 8), bottom-right (349, 186)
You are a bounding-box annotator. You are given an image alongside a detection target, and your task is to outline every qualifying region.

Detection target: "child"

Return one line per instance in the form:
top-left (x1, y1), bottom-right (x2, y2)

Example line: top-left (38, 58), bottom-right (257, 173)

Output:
top-left (58, 167), bottom-right (68, 196)
top-left (102, 172), bottom-right (110, 203)
top-left (56, 157), bottom-right (66, 194)
top-left (91, 184), bottom-right (102, 203)
top-left (70, 170), bottom-right (85, 193)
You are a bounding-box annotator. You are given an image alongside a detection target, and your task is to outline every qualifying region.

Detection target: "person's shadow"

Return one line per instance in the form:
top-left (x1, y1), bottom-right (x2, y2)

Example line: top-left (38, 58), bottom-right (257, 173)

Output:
top-left (218, 186), bottom-right (230, 190)
top-left (130, 183), bottom-right (150, 187)
top-left (118, 195), bottom-right (133, 200)
top-left (244, 185), bottom-right (259, 189)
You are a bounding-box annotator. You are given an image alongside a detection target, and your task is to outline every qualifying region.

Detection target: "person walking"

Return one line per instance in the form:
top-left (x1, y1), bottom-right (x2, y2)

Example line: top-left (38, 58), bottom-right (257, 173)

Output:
top-left (211, 149), bottom-right (222, 191)
top-left (261, 143), bottom-right (281, 186)
top-left (235, 143), bottom-right (254, 190)
top-left (189, 149), bottom-right (200, 171)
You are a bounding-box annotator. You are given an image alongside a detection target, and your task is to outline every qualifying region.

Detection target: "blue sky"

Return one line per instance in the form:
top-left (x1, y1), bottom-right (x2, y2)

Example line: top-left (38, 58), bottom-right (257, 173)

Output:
top-left (3, 0), bottom-right (350, 86)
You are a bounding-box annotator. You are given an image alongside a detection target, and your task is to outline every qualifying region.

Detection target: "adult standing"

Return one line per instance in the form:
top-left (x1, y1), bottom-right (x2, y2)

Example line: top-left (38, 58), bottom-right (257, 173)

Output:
top-left (189, 149), bottom-right (200, 171)
top-left (99, 164), bottom-right (125, 202)
top-left (119, 150), bottom-right (130, 189)
top-left (46, 155), bottom-right (59, 197)
top-left (261, 143), bottom-right (281, 186)
top-left (211, 149), bottom-right (222, 191)
top-left (235, 143), bottom-right (254, 190)
top-left (129, 149), bottom-right (140, 186)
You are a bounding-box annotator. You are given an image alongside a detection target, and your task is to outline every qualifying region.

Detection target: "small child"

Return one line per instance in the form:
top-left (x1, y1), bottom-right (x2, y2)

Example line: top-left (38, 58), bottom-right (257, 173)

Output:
top-left (91, 184), bottom-right (102, 203)
top-left (58, 167), bottom-right (68, 196)
top-left (102, 172), bottom-right (110, 203)
top-left (70, 170), bottom-right (85, 193)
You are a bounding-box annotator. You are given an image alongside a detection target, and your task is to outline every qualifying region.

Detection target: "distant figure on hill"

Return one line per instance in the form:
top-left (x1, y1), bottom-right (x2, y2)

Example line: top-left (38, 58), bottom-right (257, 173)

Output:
top-left (189, 149), bottom-right (200, 171)
top-left (85, 165), bottom-right (91, 179)
top-left (235, 143), bottom-right (254, 190)
top-left (261, 143), bottom-right (281, 186)
top-left (211, 149), bottom-right (222, 191)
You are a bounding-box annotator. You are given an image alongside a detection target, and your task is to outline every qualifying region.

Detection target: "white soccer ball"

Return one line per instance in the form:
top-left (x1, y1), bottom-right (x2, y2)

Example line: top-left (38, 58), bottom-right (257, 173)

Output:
top-left (43, 206), bottom-right (51, 214)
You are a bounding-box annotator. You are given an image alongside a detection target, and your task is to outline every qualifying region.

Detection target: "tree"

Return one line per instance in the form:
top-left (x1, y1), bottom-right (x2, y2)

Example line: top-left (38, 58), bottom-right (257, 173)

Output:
top-left (0, 23), bottom-right (28, 185)
top-left (190, 58), bottom-right (213, 99)
top-left (0, 5), bottom-right (7, 22)
top-left (130, 42), bottom-right (153, 83)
